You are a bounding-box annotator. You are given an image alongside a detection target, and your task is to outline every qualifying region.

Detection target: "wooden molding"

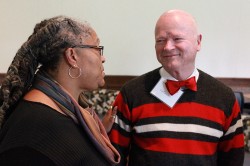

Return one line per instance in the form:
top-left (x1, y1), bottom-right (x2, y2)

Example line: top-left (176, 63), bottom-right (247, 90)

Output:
top-left (103, 75), bottom-right (136, 90)
top-left (1, 73), bottom-right (250, 101)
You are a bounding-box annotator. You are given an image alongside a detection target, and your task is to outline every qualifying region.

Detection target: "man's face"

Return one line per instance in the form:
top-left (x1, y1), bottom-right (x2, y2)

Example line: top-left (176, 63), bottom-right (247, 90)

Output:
top-left (155, 13), bottom-right (201, 77)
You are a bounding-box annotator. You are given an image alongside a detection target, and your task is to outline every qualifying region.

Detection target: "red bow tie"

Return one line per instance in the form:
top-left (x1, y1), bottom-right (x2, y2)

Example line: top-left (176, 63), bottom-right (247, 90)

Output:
top-left (165, 76), bottom-right (197, 95)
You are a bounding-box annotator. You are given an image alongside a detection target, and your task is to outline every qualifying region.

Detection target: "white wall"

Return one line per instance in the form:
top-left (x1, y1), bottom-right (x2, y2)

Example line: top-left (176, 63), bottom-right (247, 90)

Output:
top-left (1, 0), bottom-right (250, 77)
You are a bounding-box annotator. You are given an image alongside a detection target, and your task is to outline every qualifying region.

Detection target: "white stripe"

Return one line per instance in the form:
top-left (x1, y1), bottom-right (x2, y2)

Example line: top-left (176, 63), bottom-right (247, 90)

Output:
top-left (225, 119), bottom-right (243, 136)
top-left (114, 117), bottom-right (131, 132)
top-left (134, 123), bottom-right (223, 138)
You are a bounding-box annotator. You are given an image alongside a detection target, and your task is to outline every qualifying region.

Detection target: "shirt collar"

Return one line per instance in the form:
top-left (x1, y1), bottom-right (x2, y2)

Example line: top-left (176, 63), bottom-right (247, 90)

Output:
top-left (159, 67), bottom-right (199, 82)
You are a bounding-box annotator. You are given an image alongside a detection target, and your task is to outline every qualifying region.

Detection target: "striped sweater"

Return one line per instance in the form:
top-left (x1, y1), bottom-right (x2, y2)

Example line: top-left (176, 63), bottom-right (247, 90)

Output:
top-left (109, 68), bottom-right (244, 166)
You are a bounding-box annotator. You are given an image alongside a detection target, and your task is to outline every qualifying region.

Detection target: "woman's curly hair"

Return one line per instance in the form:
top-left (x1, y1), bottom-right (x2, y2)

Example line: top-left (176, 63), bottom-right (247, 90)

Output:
top-left (0, 15), bottom-right (93, 128)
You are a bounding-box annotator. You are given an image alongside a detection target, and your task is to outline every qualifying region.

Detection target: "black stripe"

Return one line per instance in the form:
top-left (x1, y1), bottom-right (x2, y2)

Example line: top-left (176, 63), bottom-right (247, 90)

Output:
top-left (135, 130), bottom-right (220, 142)
top-left (136, 116), bottom-right (222, 131)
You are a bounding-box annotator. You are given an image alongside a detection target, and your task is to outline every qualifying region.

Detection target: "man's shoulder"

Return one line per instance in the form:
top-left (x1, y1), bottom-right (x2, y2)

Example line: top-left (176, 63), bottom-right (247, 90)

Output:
top-left (198, 69), bottom-right (232, 92)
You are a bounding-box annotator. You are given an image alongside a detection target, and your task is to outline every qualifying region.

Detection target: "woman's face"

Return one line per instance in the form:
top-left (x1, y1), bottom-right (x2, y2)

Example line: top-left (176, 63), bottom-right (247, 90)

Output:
top-left (75, 30), bottom-right (106, 91)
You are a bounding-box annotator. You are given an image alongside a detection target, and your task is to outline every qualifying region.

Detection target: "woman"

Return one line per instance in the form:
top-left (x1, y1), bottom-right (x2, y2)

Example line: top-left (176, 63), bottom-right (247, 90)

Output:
top-left (0, 16), bottom-right (120, 165)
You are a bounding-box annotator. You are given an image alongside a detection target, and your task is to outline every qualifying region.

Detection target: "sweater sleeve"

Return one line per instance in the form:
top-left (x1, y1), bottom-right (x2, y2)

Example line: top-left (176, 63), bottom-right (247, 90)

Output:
top-left (217, 100), bottom-right (245, 166)
top-left (109, 92), bottom-right (132, 166)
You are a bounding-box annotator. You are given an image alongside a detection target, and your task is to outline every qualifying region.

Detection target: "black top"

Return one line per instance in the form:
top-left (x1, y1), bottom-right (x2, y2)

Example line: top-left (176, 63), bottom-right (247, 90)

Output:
top-left (0, 100), bottom-right (110, 166)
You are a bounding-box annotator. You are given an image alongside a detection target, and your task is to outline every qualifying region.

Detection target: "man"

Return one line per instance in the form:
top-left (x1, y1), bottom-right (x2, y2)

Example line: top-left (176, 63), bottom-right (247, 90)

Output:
top-left (109, 10), bottom-right (244, 166)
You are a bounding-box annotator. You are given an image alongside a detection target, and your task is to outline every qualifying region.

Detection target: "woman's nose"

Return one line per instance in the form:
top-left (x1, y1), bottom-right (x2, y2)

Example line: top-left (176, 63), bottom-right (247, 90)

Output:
top-left (101, 55), bottom-right (106, 63)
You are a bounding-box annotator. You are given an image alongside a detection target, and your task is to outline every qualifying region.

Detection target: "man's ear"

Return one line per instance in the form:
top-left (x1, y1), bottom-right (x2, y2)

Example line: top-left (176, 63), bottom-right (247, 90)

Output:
top-left (64, 48), bottom-right (77, 66)
top-left (196, 34), bottom-right (202, 51)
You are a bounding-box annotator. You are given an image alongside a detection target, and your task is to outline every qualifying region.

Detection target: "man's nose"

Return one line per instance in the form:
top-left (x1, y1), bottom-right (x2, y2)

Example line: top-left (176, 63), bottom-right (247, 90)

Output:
top-left (164, 40), bottom-right (175, 50)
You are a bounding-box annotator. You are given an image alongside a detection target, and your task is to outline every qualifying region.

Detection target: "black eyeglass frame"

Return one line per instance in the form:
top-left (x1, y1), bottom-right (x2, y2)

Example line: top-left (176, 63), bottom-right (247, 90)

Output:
top-left (71, 45), bottom-right (104, 56)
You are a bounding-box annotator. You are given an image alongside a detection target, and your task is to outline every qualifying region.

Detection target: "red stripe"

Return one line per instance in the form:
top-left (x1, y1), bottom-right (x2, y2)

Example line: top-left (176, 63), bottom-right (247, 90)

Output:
top-left (218, 134), bottom-right (245, 152)
top-left (113, 93), bottom-right (131, 120)
top-left (109, 130), bottom-right (130, 147)
top-left (223, 101), bottom-right (241, 131)
top-left (134, 136), bottom-right (217, 155)
top-left (132, 102), bottom-right (225, 125)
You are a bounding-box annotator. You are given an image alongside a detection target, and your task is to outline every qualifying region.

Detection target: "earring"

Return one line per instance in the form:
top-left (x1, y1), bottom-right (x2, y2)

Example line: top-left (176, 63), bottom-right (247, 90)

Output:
top-left (68, 66), bottom-right (82, 79)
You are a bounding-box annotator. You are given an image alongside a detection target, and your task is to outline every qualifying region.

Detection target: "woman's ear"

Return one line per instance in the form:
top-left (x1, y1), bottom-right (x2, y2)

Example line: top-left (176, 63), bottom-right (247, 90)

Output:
top-left (64, 48), bottom-right (77, 66)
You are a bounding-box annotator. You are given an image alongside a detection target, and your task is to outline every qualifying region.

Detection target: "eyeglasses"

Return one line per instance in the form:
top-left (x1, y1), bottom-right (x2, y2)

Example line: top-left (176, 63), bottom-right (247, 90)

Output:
top-left (72, 45), bottom-right (104, 56)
